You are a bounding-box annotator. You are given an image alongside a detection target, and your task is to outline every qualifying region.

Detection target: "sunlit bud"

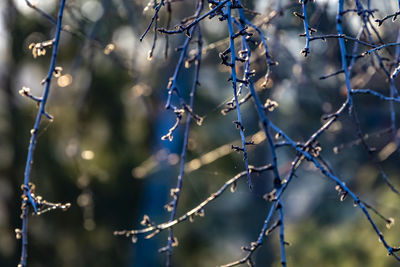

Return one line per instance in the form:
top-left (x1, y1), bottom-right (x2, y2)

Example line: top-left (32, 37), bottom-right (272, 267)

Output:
top-left (145, 230), bottom-right (159, 239)
top-left (53, 66), bottom-right (63, 77)
top-left (170, 188), bottom-right (180, 198)
top-left (167, 78), bottom-right (173, 89)
top-left (196, 117), bottom-right (204, 126)
top-left (171, 236), bottom-right (179, 247)
top-left (15, 228), bottom-right (22, 239)
top-left (164, 203), bottom-right (173, 212)
top-left (189, 214), bottom-right (195, 223)
top-left (141, 215), bottom-right (150, 226)
top-left (386, 218), bottom-right (395, 229)
top-left (147, 50), bottom-right (153, 61)
top-left (230, 181), bottom-right (237, 193)
top-left (333, 146), bottom-right (339, 154)
top-left (196, 208), bottom-right (205, 217)
top-left (19, 87), bottom-right (30, 97)
top-left (264, 99), bottom-right (279, 112)
top-left (104, 43), bottom-right (115, 55)
top-left (185, 60), bottom-right (190, 68)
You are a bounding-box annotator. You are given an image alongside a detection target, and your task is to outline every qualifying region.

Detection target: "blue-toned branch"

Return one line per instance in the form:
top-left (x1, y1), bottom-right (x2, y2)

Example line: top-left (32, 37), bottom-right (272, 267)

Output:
top-left (278, 201), bottom-right (286, 267)
top-left (225, 1), bottom-right (252, 189)
top-left (19, 1), bottom-right (66, 266)
top-left (301, 0), bottom-right (311, 56)
top-left (140, 0), bottom-right (165, 41)
top-left (113, 165), bottom-right (273, 239)
top-left (337, 0), bottom-right (353, 106)
top-left (165, 20), bottom-right (203, 267)
top-left (158, 0), bottom-right (230, 34)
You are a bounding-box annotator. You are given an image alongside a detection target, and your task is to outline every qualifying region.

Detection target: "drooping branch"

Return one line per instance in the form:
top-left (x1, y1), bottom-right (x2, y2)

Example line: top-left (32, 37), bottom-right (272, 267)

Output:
top-left (337, 0), bottom-right (353, 106)
top-left (114, 1), bottom-right (400, 265)
top-left (164, 15), bottom-right (203, 266)
top-left (224, 1), bottom-right (252, 189)
top-left (114, 165), bottom-right (273, 241)
top-left (18, 1), bottom-right (69, 266)
top-left (300, 0), bottom-right (311, 56)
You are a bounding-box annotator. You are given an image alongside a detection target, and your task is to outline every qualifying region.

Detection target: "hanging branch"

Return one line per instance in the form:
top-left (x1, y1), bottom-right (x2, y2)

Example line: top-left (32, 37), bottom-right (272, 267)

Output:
top-left (300, 0), bottom-right (311, 56)
top-left (18, 1), bottom-right (70, 267)
top-left (114, 165), bottom-right (273, 241)
top-left (114, 1), bottom-right (400, 265)
top-left (278, 201), bottom-right (287, 267)
top-left (225, 1), bottom-right (252, 189)
top-left (348, 1), bottom-right (400, 195)
top-left (220, 153), bottom-right (304, 266)
top-left (337, 0), bottom-right (353, 106)
top-left (219, 4), bottom-right (287, 264)
top-left (164, 14), bottom-right (203, 267)
top-left (245, 20), bottom-right (275, 67)
top-left (218, 3), bottom-right (400, 263)
top-left (162, 0), bottom-right (204, 142)
top-left (141, 0), bottom-right (165, 41)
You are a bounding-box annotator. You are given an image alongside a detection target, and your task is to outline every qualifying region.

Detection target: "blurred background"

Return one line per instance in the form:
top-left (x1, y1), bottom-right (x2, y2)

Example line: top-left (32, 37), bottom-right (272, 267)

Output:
top-left (1, 0), bottom-right (400, 266)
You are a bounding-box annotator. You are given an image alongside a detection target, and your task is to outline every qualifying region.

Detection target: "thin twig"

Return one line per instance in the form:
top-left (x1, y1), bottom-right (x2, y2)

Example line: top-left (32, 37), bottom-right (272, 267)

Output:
top-left (165, 13), bottom-right (203, 266)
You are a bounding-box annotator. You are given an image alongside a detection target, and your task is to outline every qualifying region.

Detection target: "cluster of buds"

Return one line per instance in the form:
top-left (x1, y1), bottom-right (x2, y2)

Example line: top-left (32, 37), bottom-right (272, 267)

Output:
top-left (53, 66), bottom-right (63, 78)
top-left (161, 108), bottom-right (185, 141)
top-left (18, 86), bottom-right (31, 97)
top-left (335, 184), bottom-right (348, 202)
top-left (264, 98), bottom-right (279, 112)
top-left (20, 182), bottom-right (71, 217)
top-left (28, 39), bottom-right (54, 58)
